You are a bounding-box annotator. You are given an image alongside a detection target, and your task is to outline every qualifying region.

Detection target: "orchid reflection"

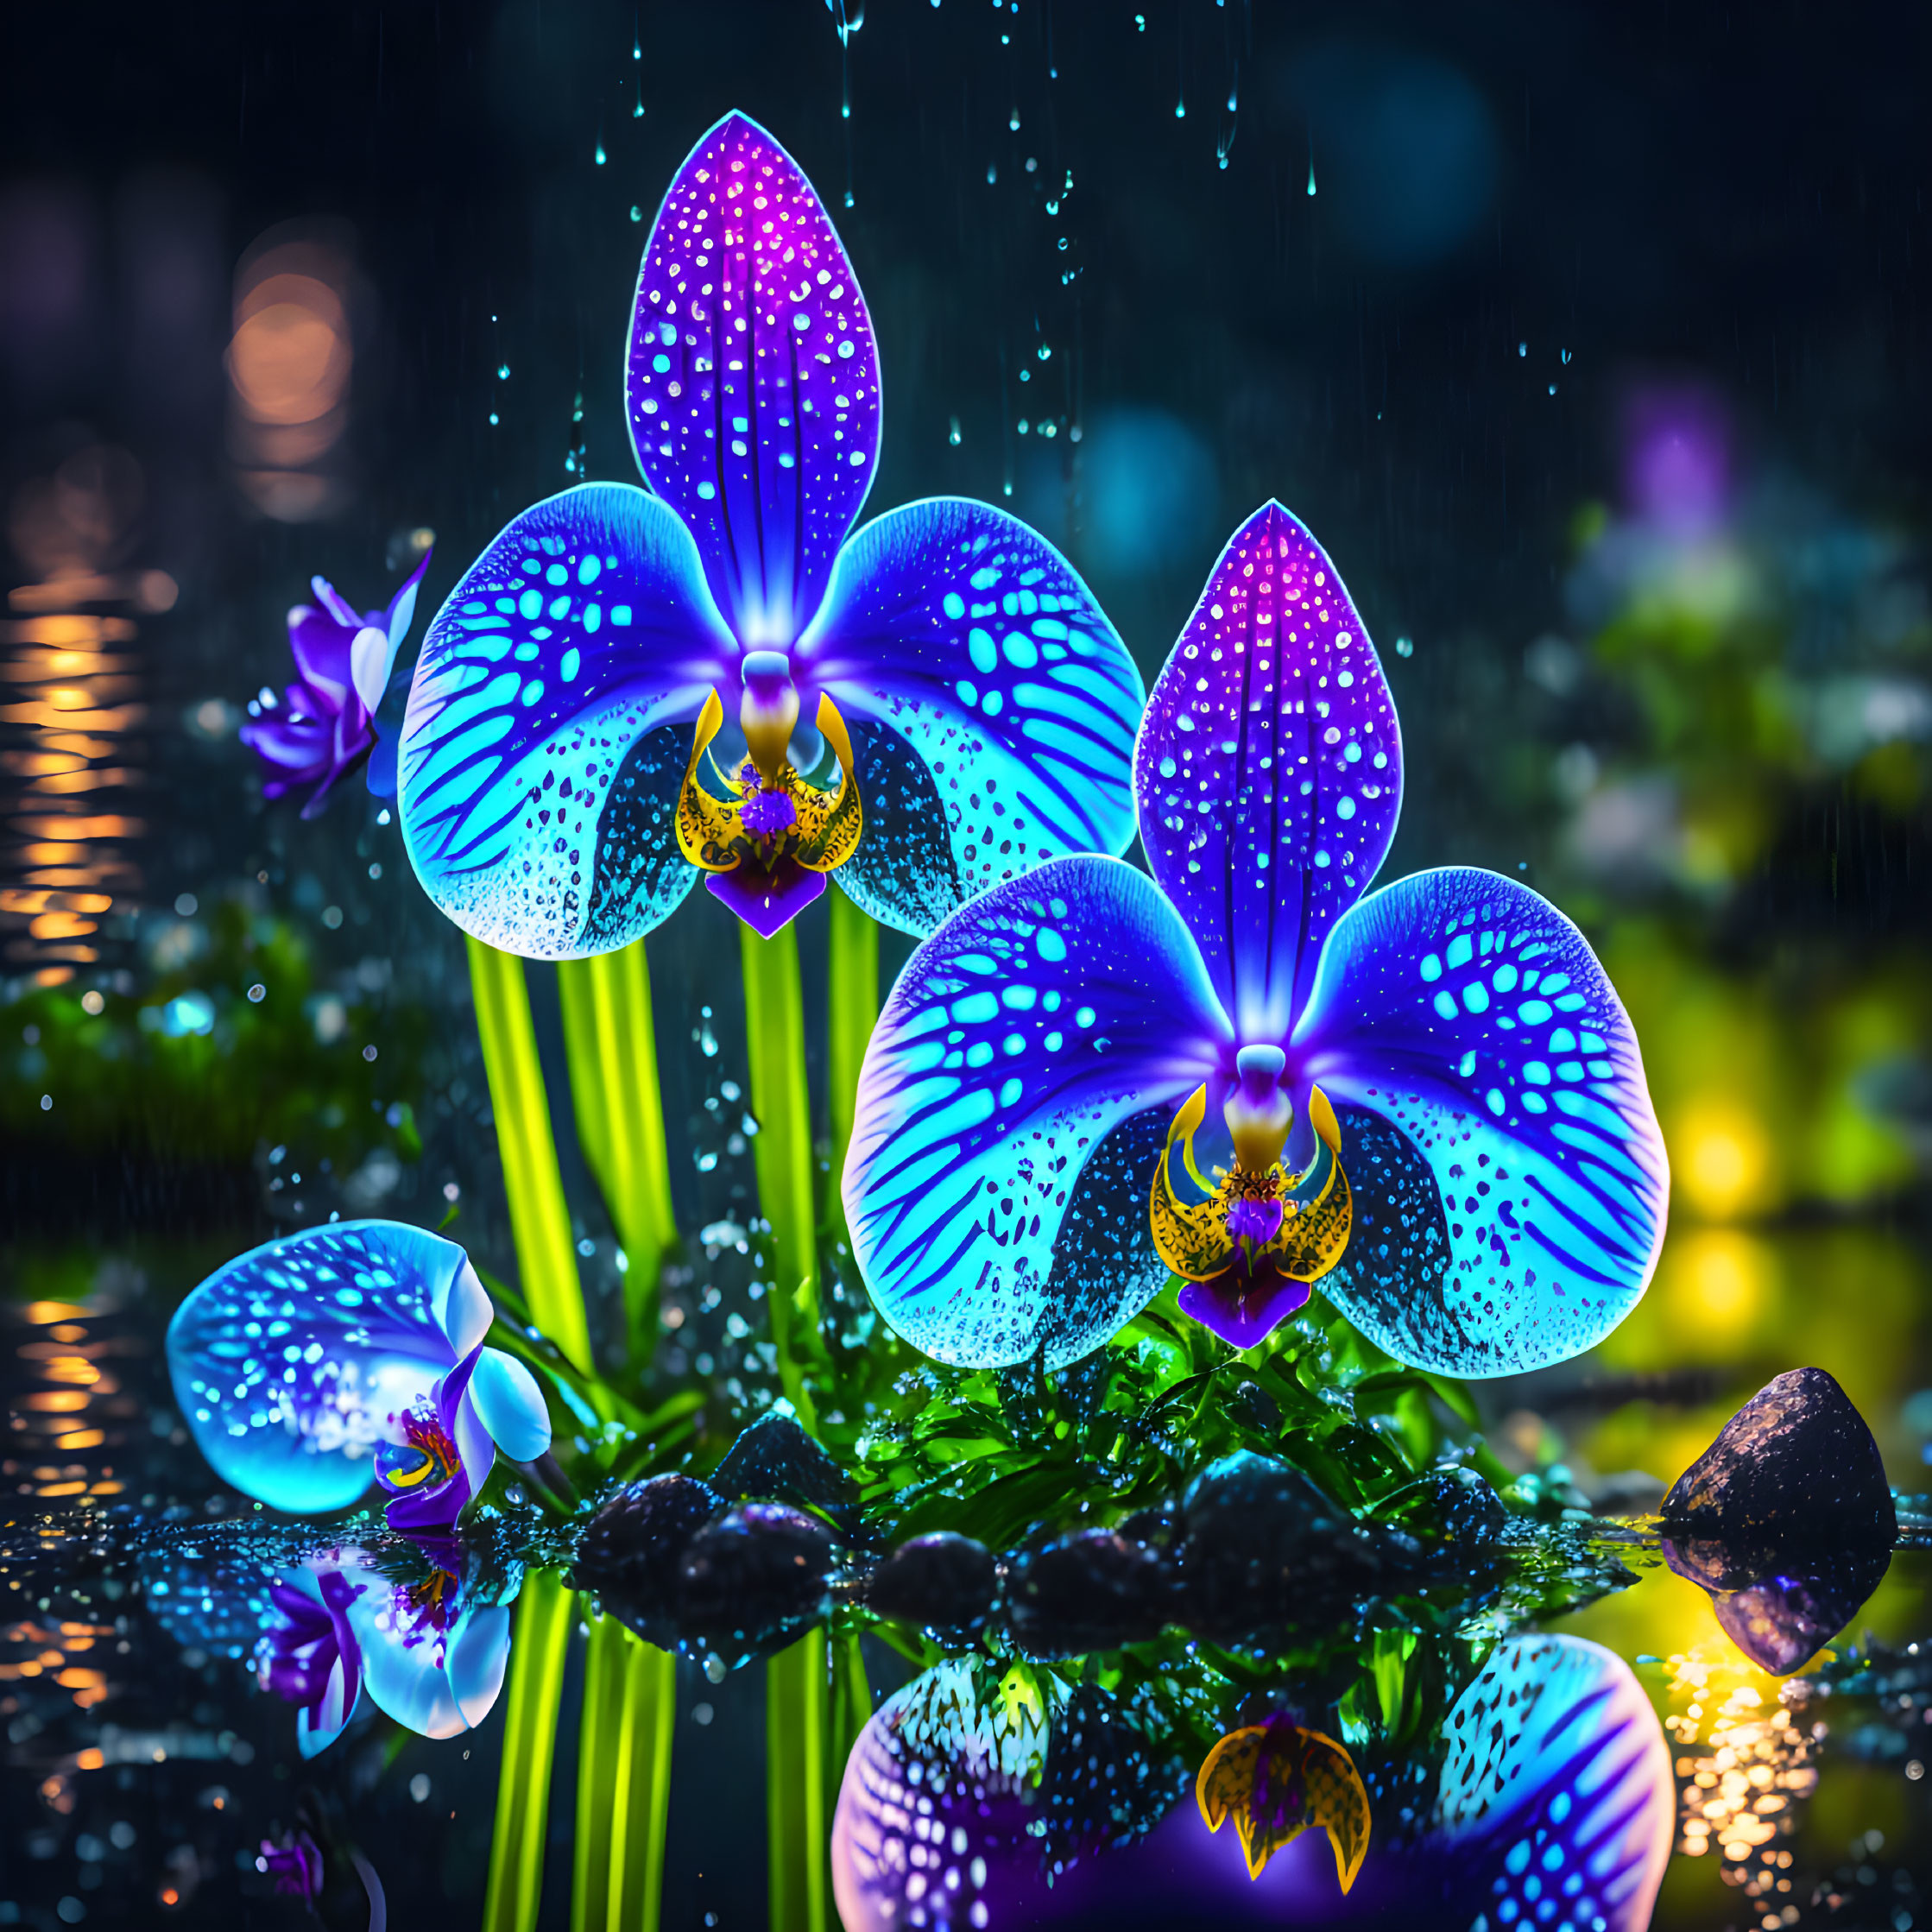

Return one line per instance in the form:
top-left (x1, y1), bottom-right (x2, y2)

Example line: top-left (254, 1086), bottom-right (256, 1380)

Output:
top-left (845, 502), bottom-right (1669, 1373)
top-left (831, 1635), bottom-right (1673, 1931)
top-left (166, 1220), bottom-right (552, 1531)
top-left (241, 551), bottom-right (432, 817)
top-left (397, 113), bottom-right (1143, 950)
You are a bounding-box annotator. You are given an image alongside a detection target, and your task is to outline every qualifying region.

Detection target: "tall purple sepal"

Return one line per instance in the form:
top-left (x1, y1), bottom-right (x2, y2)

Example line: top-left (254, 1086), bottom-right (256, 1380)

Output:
top-left (1291, 867), bottom-right (1668, 1374)
top-left (843, 856), bottom-right (1230, 1369)
top-left (1133, 502), bottom-right (1401, 1041)
top-left (628, 111), bottom-right (881, 649)
top-left (805, 497), bottom-right (1146, 935)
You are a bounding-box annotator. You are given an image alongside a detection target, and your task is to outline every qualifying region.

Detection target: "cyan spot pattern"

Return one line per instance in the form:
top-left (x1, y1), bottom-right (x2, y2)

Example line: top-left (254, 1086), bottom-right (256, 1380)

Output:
top-left (843, 856), bottom-right (1231, 1370)
top-left (626, 111), bottom-right (880, 647)
top-left (1438, 1636), bottom-right (1673, 1932)
top-left (1293, 867), bottom-right (1668, 1375)
top-left (400, 484), bottom-right (730, 957)
top-left (805, 497), bottom-right (1146, 934)
top-left (834, 718), bottom-right (966, 934)
top-left (1133, 500), bottom-right (1402, 1042)
top-left (165, 1222), bottom-right (470, 1516)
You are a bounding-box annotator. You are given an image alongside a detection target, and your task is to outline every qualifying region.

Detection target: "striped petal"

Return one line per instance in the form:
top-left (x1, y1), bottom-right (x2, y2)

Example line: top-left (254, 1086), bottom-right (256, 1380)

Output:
top-left (843, 856), bottom-right (1230, 1369)
top-left (628, 111), bottom-right (879, 647)
top-left (1436, 1635), bottom-right (1674, 1932)
top-left (1133, 502), bottom-right (1401, 1041)
top-left (399, 483), bottom-right (734, 958)
top-left (1291, 868), bottom-right (1668, 1375)
top-left (166, 1222), bottom-right (469, 1516)
top-left (803, 497), bottom-right (1144, 935)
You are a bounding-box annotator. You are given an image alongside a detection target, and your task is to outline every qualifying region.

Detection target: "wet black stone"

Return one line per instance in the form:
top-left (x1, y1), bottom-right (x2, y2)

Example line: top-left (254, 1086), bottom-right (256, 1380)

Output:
top-left (1417, 1466), bottom-right (1508, 1550)
top-left (571, 1472), bottom-right (722, 1646)
top-left (1664, 1534), bottom-right (1894, 1676)
top-left (1007, 1527), bottom-right (1179, 1657)
top-left (709, 1410), bottom-right (860, 1528)
top-left (1659, 1367), bottom-right (1897, 1547)
top-left (1178, 1451), bottom-right (1386, 1645)
top-left (865, 1531), bottom-right (997, 1640)
top-left (675, 1501), bottom-right (838, 1664)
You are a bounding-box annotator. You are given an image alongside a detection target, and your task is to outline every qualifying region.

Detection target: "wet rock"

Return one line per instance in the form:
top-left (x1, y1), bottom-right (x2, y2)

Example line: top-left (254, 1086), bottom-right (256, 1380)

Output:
top-left (675, 1501), bottom-right (838, 1665)
top-left (865, 1531), bottom-right (997, 1641)
top-left (1664, 1535), bottom-right (1893, 1676)
top-left (1398, 1466), bottom-right (1508, 1553)
top-left (1659, 1367), bottom-right (1896, 1547)
top-left (710, 1410), bottom-right (859, 1528)
top-left (572, 1473), bottom-right (722, 1646)
top-left (1179, 1452), bottom-right (1386, 1645)
top-left (1007, 1528), bottom-right (1178, 1657)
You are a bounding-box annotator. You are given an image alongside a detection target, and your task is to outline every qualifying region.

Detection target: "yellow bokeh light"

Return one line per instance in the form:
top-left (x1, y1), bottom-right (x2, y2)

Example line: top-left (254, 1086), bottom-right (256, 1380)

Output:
top-left (1674, 1099), bottom-right (1772, 1219)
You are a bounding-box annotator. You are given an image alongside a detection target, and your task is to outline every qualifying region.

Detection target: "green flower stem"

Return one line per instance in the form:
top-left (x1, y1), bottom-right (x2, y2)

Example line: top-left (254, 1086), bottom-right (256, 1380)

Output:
top-left (826, 1628), bottom-right (872, 1836)
top-left (558, 940), bottom-right (679, 1352)
top-left (826, 885), bottom-right (879, 1187)
top-left (739, 921), bottom-right (818, 1427)
top-left (483, 1569), bottom-right (575, 1932)
top-left (766, 1627), bottom-right (827, 1932)
top-left (574, 1615), bottom-right (676, 1932)
top-left (466, 936), bottom-right (592, 1376)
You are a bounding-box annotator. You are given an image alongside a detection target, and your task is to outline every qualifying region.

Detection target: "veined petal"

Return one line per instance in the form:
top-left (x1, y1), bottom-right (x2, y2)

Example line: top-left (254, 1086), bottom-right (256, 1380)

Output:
top-left (399, 483), bottom-right (731, 958)
top-left (628, 111), bottom-right (879, 647)
top-left (804, 498), bottom-right (1145, 936)
top-left (469, 1348), bottom-right (552, 1464)
top-left (382, 546), bottom-right (433, 648)
top-left (843, 856), bottom-right (1230, 1369)
top-left (1291, 868), bottom-right (1668, 1375)
top-left (1134, 502), bottom-right (1401, 1040)
top-left (1434, 1635), bottom-right (1673, 1932)
top-left (166, 1221), bottom-right (468, 1515)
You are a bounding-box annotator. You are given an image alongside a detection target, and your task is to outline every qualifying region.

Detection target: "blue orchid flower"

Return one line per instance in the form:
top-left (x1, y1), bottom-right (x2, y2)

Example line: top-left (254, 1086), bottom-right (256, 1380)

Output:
top-left (166, 1220), bottom-right (552, 1531)
top-left (843, 502), bottom-right (1669, 1373)
top-left (255, 1536), bottom-right (519, 1754)
top-left (396, 112), bottom-right (1144, 950)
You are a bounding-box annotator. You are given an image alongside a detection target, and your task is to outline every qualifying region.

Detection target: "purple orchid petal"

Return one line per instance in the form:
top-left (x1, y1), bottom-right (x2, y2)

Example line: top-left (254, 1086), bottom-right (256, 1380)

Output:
top-left (843, 856), bottom-right (1232, 1369)
top-left (312, 574), bottom-right (363, 631)
top-left (365, 717), bottom-right (399, 798)
top-left (1134, 502), bottom-right (1401, 1042)
top-left (628, 112), bottom-right (880, 648)
top-left (1177, 1259), bottom-right (1311, 1351)
top-left (705, 856), bottom-right (827, 937)
top-left (382, 546), bottom-right (434, 648)
top-left (166, 1221), bottom-right (472, 1515)
top-left (1291, 867), bottom-right (1668, 1375)
top-left (288, 607), bottom-right (357, 701)
top-left (399, 483), bottom-right (736, 958)
top-left (800, 497), bottom-right (1146, 936)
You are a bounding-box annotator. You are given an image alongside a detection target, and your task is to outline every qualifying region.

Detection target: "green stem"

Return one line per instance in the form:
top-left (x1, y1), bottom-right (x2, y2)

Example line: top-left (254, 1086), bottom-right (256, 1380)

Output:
top-left (826, 885), bottom-right (879, 1190)
top-left (483, 1569), bottom-right (575, 1932)
top-left (739, 921), bottom-right (818, 1426)
top-left (466, 935), bottom-right (592, 1375)
top-left (558, 940), bottom-right (679, 1355)
top-left (766, 1627), bottom-right (827, 1932)
top-left (825, 1629), bottom-right (872, 1857)
top-left (574, 1615), bottom-right (676, 1932)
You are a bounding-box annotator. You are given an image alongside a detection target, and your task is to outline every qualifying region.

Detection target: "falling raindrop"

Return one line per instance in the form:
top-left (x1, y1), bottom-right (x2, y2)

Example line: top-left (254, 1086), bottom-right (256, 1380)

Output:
top-left (630, 205), bottom-right (642, 222)
top-left (948, 416), bottom-right (962, 445)
top-left (1395, 635), bottom-right (1415, 658)
top-left (1518, 341), bottom-right (1528, 357)
top-left (594, 141), bottom-right (607, 166)
top-left (1548, 383), bottom-right (1558, 396)
top-left (1561, 347), bottom-right (1573, 364)
top-left (497, 363), bottom-right (511, 380)
top-left (1306, 147), bottom-right (1317, 195)
top-left (987, 162), bottom-right (997, 185)
top-left (1009, 110), bottom-right (1020, 131)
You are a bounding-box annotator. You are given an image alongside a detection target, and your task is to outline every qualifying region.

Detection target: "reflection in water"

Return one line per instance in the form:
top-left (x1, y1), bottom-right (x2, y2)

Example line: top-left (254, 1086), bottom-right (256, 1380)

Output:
top-left (1664, 1536), bottom-right (1894, 1676)
top-left (831, 1634), bottom-right (1673, 1930)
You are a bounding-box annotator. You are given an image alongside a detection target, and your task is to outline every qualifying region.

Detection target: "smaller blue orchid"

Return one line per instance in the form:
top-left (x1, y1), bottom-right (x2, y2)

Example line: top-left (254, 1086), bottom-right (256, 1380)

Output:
top-left (241, 551), bottom-right (432, 817)
top-left (256, 1536), bottom-right (518, 1755)
top-left (167, 1220), bottom-right (552, 1531)
top-left (398, 113), bottom-right (1144, 951)
top-left (843, 502), bottom-right (1669, 1374)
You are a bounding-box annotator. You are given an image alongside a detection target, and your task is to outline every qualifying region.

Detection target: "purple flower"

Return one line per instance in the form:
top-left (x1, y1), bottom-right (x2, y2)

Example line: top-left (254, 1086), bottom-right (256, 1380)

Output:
top-left (1622, 382), bottom-right (1733, 538)
top-left (397, 113), bottom-right (1144, 952)
top-left (843, 502), bottom-right (1670, 1372)
top-left (258, 1560), bottom-right (367, 1758)
top-left (242, 551), bottom-right (432, 818)
top-left (257, 1828), bottom-right (325, 1906)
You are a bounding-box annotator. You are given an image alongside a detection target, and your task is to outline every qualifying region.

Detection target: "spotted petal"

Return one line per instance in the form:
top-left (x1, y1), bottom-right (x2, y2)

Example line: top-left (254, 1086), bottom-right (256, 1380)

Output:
top-left (347, 1567), bottom-right (512, 1741)
top-left (843, 856), bottom-right (1231, 1369)
top-left (803, 498), bottom-right (1146, 936)
top-left (628, 111), bottom-right (880, 647)
top-left (1436, 1635), bottom-right (1673, 1932)
top-left (1134, 502), bottom-right (1401, 1042)
top-left (166, 1222), bottom-right (470, 1515)
top-left (1291, 868), bottom-right (1668, 1375)
top-left (399, 483), bottom-right (735, 957)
